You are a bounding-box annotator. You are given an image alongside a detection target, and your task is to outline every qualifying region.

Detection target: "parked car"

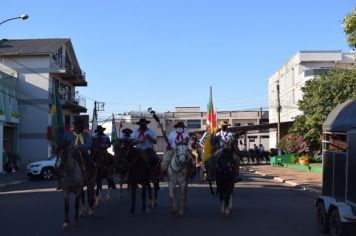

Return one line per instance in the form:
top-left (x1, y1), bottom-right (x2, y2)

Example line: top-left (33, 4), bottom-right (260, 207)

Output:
top-left (26, 156), bottom-right (58, 180)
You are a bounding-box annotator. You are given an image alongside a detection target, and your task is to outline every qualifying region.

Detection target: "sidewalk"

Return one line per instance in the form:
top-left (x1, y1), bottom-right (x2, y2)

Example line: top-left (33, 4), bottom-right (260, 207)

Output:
top-left (242, 164), bottom-right (322, 194)
top-left (0, 169), bottom-right (28, 188)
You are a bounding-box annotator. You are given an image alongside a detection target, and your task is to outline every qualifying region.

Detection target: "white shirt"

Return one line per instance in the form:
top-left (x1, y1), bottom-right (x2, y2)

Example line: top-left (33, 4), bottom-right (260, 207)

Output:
top-left (168, 128), bottom-right (189, 149)
top-left (132, 128), bottom-right (157, 150)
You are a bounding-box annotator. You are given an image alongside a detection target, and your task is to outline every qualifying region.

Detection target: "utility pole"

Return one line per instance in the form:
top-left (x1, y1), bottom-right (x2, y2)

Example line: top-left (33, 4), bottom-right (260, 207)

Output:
top-left (276, 81), bottom-right (281, 144)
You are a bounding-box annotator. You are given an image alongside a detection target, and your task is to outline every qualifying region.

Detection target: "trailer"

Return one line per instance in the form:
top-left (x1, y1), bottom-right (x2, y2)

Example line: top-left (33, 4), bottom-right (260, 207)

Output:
top-left (316, 100), bottom-right (356, 236)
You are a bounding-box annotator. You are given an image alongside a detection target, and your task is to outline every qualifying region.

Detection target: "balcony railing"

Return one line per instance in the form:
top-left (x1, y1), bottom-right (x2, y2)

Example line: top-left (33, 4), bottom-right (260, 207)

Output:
top-left (51, 55), bottom-right (87, 86)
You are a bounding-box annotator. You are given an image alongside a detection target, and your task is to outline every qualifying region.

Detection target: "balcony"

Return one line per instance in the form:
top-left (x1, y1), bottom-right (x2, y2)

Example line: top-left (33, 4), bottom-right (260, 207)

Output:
top-left (57, 91), bottom-right (87, 113)
top-left (50, 56), bottom-right (87, 87)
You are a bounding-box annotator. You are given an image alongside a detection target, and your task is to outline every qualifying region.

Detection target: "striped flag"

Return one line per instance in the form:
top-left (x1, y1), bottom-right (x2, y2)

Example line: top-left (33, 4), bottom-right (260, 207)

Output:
top-left (111, 113), bottom-right (118, 143)
top-left (203, 86), bottom-right (217, 161)
top-left (91, 105), bottom-right (98, 136)
top-left (50, 81), bottom-right (65, 149)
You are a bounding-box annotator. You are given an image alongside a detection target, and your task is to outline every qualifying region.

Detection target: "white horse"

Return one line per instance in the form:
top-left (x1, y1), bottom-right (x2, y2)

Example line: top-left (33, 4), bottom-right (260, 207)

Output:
top-left (166, 144), bottom-right (189, 216)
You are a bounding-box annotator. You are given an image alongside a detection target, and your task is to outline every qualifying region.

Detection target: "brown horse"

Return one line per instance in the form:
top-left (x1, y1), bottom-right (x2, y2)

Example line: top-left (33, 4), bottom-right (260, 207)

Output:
top-left (91, 149), bottom-right (116, 205)
top-left (57, 142), bottom-right (84, 229)
top-left (114, 139), bottom-right (151, 214)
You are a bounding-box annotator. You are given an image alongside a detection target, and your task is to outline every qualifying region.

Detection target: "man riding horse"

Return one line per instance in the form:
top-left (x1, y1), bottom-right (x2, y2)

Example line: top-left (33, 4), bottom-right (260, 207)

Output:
top-left (131, 118), bottom-right (159, 179)
top-left (57, 116), bottom-right (95, 189)
top-left (161, 121), bottom-right (191, 173)
top-left (209, 120), bottom-right (241, 183)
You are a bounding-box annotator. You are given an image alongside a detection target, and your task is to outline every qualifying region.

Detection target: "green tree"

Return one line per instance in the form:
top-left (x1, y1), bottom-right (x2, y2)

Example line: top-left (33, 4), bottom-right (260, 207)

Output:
top-left (343, 8), bottom-right (356, 47)
top-left (290, 69), bottom-right (356, 151)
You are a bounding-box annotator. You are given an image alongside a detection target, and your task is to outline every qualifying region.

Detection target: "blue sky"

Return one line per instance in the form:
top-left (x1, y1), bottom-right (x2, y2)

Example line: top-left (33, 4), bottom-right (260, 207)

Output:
top-left (1, 0), bottom-right (355, 121)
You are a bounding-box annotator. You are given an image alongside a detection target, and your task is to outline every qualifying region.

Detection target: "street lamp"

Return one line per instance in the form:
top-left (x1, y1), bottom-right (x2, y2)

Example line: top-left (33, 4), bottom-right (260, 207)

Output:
top-left (0, 14), bottom-right (29, 26)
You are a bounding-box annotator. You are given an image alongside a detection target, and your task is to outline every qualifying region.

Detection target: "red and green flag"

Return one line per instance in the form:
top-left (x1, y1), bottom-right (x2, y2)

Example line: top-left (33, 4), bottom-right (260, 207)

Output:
top-left (203, 86), bottom-right (217, 161)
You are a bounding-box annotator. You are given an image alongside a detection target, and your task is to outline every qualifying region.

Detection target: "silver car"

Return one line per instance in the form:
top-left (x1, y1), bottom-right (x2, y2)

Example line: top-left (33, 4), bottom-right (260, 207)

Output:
top-left (26, 156), bottom-right (59, 180)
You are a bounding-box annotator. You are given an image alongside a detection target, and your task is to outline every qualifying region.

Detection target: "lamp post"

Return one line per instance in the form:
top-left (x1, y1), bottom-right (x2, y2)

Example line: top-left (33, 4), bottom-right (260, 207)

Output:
top-left (0, 14), bottom-right (29, 26)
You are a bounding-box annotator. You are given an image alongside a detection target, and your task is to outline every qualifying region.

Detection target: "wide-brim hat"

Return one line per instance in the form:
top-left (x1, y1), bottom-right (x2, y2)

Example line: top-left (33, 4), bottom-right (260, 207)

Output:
top-left (95, 125), bottom-right (106, 133)
top-left (220, 120), bottom-right (231, 126)
top-left (135, 118), bottom-right (151, 125)
top-left (174, 121), bottom-right (186, 128)
top-left (122, 128), bottom-right (133, 136)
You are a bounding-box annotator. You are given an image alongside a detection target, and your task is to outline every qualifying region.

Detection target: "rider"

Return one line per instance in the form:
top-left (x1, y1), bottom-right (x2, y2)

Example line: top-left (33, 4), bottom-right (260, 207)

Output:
top-left (57, 116), bottom-right (93, 190)
top-left (161, 121), bottom-right (190, 173)
top-left (92, 125), bottom-right (111, 154)
top-left (132, 118), bottom-right (158, 177)
top-left (213, 120), bottom-right (241, 182)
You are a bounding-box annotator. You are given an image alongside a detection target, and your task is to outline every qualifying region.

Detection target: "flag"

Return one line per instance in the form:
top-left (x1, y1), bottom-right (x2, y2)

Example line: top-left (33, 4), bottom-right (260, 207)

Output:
top-left (91, 105), bottom-right (98, 136)
top-left (203, 86), bottom-right (217, 161)
top-left (51, 81), bottom-right (65, 149)
top-left (111, 113), bottom-right (118, 144)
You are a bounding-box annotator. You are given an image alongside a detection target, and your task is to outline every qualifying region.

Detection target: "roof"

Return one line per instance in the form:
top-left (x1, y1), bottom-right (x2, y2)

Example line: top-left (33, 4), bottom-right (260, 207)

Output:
top-left (190, 121), bottom-right (293, 137)
top-left (323, 100), bottom-right (356, 132)
top-left (0, 38), bottom-right (70, 56)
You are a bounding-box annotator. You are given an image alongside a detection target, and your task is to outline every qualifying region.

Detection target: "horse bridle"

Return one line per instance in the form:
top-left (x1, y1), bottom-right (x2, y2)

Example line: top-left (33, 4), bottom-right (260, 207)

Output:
top-left (170, 144), bottom-right (188, 172)
top-left (116, 143), bottom-right (138, 168)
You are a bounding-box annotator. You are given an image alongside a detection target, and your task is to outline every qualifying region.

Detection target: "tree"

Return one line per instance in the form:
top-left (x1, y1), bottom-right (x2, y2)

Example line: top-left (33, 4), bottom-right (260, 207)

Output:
top-left (289, 69), bottom-right (356, 151)
top-left (343, 8), bottom-right (356, 47)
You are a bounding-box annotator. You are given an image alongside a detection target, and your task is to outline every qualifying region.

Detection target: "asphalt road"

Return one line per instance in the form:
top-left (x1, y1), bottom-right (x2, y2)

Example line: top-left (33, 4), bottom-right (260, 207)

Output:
top-left (0, 171), bottom-right (323, 236)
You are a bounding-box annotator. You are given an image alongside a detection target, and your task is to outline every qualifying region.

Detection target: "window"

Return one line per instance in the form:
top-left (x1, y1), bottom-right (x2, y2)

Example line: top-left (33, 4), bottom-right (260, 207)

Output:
top-left (323, 132), bottom-right (347, 152)
top-left (234, 123), bottom-right (241, 127)
top-left (247, 123), bottom-right (254, 126)
top-left (187, 119), bottom-right (201, 129)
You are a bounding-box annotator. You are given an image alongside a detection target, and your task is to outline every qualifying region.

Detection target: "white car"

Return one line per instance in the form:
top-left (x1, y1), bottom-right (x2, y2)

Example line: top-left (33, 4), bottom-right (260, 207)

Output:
top-left (26, 156), bottom-right (59, 180)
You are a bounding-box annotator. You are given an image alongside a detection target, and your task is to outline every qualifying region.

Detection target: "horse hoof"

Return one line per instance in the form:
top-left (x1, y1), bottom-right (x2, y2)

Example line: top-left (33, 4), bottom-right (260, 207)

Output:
top-left (87, 208), bottom-right (94, 216)
top-left (178, 210), bottom-right (184, 216)
top-left (225, 208), bottom-right (230, 216)
top-left (62, 222), bottom-right (69, 229)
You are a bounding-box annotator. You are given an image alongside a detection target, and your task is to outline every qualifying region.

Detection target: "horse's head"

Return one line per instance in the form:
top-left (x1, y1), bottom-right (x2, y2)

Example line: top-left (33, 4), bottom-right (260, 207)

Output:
top-left (114, 139), bottom-right (135, 174)
top-left (169, 143), bottom-right (189, 172)
top-left (216, 148), bottom-right (235, 174)
top-left (57, 140), bottom-right (79, 165)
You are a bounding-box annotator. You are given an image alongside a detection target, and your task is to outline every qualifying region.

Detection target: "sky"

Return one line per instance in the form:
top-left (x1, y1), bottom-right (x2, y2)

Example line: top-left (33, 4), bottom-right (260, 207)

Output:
top-left (1, 0), bottom-right (355, 122)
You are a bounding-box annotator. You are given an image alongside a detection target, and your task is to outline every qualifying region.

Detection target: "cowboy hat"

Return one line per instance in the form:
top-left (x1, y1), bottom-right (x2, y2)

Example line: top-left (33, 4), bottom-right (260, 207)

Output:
top-left (122, 128), bottom-right (133, 136)
top-left (174, 121), bottom-right (186, 128)
top-left (95, 125), bottom-right (106, 133)
top-left (135, 118), bottom-right (151, 125)
top-left (220, 120), bottom-right (231, 126)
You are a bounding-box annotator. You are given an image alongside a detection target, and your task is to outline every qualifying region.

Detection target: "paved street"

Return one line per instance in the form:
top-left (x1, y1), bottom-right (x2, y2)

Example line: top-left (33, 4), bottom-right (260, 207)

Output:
top-left (0, 170), bottom-right (323, 236)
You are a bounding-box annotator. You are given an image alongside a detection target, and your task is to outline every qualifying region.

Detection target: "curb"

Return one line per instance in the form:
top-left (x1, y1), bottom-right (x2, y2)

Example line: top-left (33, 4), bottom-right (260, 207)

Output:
top-left (242, 167), bottom-right (321, 195)
top-left (0, 179), bottom-right (28, 188)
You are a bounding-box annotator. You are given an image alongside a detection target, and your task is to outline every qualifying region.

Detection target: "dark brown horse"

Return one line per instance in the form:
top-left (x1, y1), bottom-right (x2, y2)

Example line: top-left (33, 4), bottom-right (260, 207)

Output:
top-left (91, 149), bottom-right (116, 205)
top-left (114, 139), bottom-right (151, 214)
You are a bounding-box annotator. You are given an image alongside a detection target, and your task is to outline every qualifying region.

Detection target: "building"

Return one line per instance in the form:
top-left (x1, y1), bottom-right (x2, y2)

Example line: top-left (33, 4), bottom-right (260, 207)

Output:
top-left (105, 107), bottom-right (269, 154)
top-left (0, 64), bottom-right (20, 173)
top-left (0, 38), bottom-right (87, 164)
top-left (268, 50), bottom-right (356, 148)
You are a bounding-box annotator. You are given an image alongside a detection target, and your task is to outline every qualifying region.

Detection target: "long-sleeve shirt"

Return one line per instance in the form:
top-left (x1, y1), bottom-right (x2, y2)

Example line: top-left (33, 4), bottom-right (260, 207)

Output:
top-left (213, 130), bottom-right (234, 149)
top-left (92, 133), bottom-right (111, 152)
top-left (131, 128), bottom-right (157, 150)
top-left (167, 129), bottom-right (189, 149)
top-left (63, 130), bottom-right (92, 153)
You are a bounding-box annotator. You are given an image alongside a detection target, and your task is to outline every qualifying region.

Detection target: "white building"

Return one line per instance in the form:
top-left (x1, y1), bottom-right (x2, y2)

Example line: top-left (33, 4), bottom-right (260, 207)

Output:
top-left (0, 38), bottom-right (87, 165)
top-left (104, 107), bottom-right (269, 154)
top-left (268, 50), bottom-right (356, 148)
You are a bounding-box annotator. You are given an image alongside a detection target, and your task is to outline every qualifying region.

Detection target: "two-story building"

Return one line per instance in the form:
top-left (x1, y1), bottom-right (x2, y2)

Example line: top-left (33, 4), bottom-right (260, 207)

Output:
top-left (268, 50), bottom-right (356, 148)
top-left (0, 38), bottom-right (87, 164)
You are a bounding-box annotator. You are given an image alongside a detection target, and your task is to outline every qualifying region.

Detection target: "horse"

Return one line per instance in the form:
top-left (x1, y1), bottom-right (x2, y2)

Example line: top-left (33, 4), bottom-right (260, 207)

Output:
top-left (205, 139), bottom-right (239, 216)
top-left (114, 139), bottom-right (151, 214)
top-left (91, 149), bottom-right (116, 205)
top-left (165, 143), bottom-right (190, 216)
top-left (57, 142), bottom-right (84, 229)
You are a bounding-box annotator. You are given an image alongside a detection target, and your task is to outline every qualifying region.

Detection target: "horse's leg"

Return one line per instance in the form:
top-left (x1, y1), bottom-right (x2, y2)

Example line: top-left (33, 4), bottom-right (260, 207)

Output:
top-left (146, 182), bottom-right (153, 208)
top-left (63, 193), bottom-right (70, 228)
top-left (87, 182), bottom-right (95, 215)
top-left (209, 179), bottom-right (215, 195)
top-left (79, 189), bottom-right (85, 216)
top-left (169, 181), bottom-right (177, 214)
top-left (75, 193), bottom-right (80, 222)
top-left (130, 184), bottom-right (136, 214)
top-left (142, 183), bottom-right (147, 212)
top-left (154, 178), bottom-right (159, 206)
top-left (95, 166), bottom-right (102, 207)
top-left (179, 181), bottom-right (186, 216)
